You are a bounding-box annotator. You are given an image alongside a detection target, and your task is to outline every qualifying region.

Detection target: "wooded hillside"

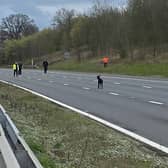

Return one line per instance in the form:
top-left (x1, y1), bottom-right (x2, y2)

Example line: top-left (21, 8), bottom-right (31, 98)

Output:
top-left (1, 0), bottom-right (168, 64)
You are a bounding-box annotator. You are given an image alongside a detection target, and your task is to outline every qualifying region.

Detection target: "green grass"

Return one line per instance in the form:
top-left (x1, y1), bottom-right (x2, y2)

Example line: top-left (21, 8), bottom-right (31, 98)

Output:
top-left (50, 59), bottom-right (168, 77)
top-left (1, 83), bottom-right (168, 168)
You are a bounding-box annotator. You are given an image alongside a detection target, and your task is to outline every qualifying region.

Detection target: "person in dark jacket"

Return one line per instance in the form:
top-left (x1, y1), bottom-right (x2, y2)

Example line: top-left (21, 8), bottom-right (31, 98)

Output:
top-left (18, 63), bottom-right (23, 75)
top-left (97, 75), bottom-right (103, 89)
top-left (43, 60), bottom-right (48, 74)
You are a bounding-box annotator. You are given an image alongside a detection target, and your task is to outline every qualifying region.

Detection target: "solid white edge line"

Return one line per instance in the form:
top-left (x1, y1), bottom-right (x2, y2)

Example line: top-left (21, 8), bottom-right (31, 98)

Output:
top-left (1, 80), bottom-right (168, 154)
top-left (149, 101), bottom-right (164, 105)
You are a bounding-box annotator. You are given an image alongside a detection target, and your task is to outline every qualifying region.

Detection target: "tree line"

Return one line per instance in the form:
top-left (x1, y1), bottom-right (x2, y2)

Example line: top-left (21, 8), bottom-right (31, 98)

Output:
top-left (1, 0), bottom-right (168, 64)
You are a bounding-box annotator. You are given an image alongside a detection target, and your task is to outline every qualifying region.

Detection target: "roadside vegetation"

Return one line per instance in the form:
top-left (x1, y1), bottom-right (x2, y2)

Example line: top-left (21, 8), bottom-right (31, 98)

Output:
top-left (1, 0), bottom-right (168, 78)
top-left (1, 83), bottom-right (168, 168)
top-left (50, 58), bottom-right (168, 77)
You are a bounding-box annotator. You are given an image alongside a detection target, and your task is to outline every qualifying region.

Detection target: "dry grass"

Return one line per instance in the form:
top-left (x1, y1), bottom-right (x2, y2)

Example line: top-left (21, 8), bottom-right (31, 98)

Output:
top-left (0, 83), bottom-right (168, 168)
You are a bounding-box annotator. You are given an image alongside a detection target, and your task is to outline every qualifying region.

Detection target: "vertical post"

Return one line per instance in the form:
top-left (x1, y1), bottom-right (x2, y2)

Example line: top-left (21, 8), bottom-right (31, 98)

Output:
top-left (31, 59), bottom-right (34, 69)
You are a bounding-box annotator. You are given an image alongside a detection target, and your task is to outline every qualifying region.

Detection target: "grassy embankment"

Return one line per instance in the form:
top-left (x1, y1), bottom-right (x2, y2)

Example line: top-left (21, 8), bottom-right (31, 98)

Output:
top-left (0, 83), bottom-right (168, 168)
top-left (49, 58), bottom-right (168, 77)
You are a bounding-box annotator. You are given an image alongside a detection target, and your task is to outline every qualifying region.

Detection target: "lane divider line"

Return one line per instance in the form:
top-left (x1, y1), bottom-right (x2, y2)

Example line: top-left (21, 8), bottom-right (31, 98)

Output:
top-left (114, 82), bottom-right (120, 85)
top-left (149, 101), bottom-right (164, 105)
top-left (144, 86), bottom-right (152, 89)
top-left (64, 84), bottom-right (69, 86)
top-left (82, 87), bottom-right (90, 90)
top-left (109, 92), bottom-right (119, 96)
top-left (1, 80), bottom-right (168, 154)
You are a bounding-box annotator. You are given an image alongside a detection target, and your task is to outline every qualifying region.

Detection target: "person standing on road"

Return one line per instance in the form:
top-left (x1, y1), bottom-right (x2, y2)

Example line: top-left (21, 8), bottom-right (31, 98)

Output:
top-left (13, 62), bottom-right (18, 77)
top-left (43, 60), bottom-right (48, 74)
top-left (18, 62), bottom-right (23, 75)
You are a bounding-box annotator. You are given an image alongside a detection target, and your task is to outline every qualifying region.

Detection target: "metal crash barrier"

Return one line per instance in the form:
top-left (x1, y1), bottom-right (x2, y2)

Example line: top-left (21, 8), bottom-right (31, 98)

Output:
top-left (0, 105), bottom-right (43, 168)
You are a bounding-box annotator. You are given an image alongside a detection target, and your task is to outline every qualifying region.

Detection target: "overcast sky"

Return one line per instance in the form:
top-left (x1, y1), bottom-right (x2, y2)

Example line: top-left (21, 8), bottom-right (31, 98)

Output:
top-left (0, 0), bottom-right (127, 29)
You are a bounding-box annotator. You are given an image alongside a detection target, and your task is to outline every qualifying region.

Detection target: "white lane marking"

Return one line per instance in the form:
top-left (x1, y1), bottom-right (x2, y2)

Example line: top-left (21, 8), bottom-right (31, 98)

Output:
top-left (109, 92), bottom-right (119, 96)
top-left (49, 81), bottom-right (54, 83)
top-left (83, 87), bottom-right (90, 90)
top-left (1, 79), bottom-right (168, 155)
top-left (63, 76), bottom-right (67, 78)
top-left (149, 101), bottom-right (164, 105)
top-left (64, 84), bottom-right (69, 86)
top-left (143, 86), bottom-right (152, 89)
top-left (103, 76), bottom-right (168, 84)
top-left (37, 79), bottom-right (41, 81)
top-left (114, 82), bottom-right (120, 85)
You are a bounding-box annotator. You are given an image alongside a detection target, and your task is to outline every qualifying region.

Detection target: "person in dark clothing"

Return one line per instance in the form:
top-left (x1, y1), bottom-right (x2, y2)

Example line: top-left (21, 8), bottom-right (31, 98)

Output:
top-left (18, 63), bottom-right (23, 75)
top-left (43, 61), bottom-right (48, 74)
top-left (97, 75), bottom-right (103, 89)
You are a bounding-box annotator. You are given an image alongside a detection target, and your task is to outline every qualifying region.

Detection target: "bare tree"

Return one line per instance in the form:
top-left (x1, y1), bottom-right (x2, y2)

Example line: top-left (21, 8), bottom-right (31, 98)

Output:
top-left (0, 14), bottom-right (38, 40)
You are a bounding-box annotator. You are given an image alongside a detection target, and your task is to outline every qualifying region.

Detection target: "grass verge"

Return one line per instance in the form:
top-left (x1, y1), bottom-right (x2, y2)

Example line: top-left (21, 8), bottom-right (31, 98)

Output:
top-left (50, 59), bottom-right (168, 77)
top-left (0, 83), bottom-right (168, 168)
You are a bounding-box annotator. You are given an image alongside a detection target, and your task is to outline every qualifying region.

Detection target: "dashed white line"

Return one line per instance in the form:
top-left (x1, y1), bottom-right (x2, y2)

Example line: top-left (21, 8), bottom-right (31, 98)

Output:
top-left (83, 87), bottom-right (90, 90)
top-left (49, 81), bottom-right (54, 83)
top-left (64, 84), bottom-right (69, 86)
top-left (1, 79), bottom-right (168, 155)
top-left (109, 92), bottom-right (119, 96)
top-left (143, 86), bottom-right (152, 89)
top-left (37, 79), bottom-right (41, 81)
top-left (149, 101), bottom-right (163, 105)
top-left (114, 82), bottom-right (120, 85)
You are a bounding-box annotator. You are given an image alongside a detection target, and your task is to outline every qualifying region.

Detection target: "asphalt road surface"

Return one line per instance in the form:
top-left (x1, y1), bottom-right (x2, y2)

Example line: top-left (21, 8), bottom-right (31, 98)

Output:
top-left (1, 69), bottom-right (168, 148)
